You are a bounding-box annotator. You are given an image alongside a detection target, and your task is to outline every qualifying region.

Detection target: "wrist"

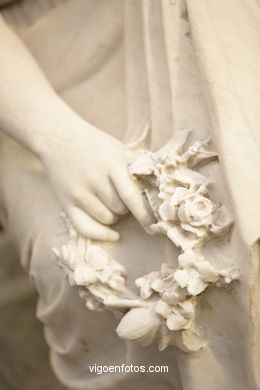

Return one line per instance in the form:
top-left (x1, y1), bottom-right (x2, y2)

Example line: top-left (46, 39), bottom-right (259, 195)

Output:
top-left (32, 96), bottom-right (91, 162)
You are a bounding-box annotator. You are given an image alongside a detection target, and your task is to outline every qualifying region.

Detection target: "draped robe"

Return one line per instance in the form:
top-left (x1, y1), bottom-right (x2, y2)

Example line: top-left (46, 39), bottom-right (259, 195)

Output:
top-left (0, 1), bottom-right (259, 389)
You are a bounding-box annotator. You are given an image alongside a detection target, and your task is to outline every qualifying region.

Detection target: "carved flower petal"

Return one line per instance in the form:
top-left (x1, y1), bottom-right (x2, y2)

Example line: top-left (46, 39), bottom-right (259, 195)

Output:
top-left (129, 151), bottom-right (154, 176)
top-left (97, 268), bottom-right (112, 283)
top-left (167, 227), bottom-right (198, 250)
top-left (155, 300), bottom-right (171, 318)
top-left (172, 168), bottom-right (209, 187)
top-left (158, 180), bottom-right (177, 199)
top-left (159, 197), bottom-right (182, 222)
top-left (151, 277), bottom-right (173, 293)
top-left (150, 221), bottom-right (172, 235)
top-left (135, 277), bottom-right (154, 300)
top-left (162, 285), bottom-right (188, 305)
top-left (173, 269), bottom-right (190, 288)
top-left (166, 311), bottom-right (187, 331)
top-left (170, 187), bottom-right (190, 206)
top-left (180, 222), bottom-right (206, 238)
top-left (178, 300), bottom-right (195, 319)
top-left (178, 249), bottom-right (204, 268)
top-left (187, 278), bottom-right (207, 296)
top-left (74, 265), bottom-right (97, 286)
top-left (108, 275), bottom-right (125, 291)
top-left (195, 261), bottom-right (219, 283)
top-left (87, 245), bottom-right (109, 269)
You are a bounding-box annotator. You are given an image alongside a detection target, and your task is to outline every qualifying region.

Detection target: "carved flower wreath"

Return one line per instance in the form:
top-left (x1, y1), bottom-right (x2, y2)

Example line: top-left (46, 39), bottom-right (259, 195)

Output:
top-left (54, 129), bottom-right (239, 353)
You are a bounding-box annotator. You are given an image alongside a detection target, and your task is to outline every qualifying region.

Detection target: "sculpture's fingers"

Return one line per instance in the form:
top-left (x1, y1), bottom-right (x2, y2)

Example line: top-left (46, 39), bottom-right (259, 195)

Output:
top-left (67, 206), bottom-right (120, 241)
top-left (111, 168), bottom-right (155, 228)
top-left (76, 193), bottom-right (119, 225)
top-left (97, 179), bottom-right (129, 216)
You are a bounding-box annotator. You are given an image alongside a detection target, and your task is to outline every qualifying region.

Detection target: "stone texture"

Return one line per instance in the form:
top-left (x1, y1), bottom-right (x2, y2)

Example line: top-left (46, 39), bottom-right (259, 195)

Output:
top-left (0, 233), bottom-right (66, 390)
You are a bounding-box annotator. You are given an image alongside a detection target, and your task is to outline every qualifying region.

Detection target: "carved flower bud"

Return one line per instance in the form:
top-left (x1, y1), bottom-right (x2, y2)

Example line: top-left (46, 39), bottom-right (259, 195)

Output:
top-left (116, 308), bottom-right (160, 345)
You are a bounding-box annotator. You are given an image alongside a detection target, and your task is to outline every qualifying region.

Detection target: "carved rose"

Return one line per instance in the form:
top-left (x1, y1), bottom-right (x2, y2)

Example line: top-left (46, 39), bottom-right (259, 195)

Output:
top-left (158, 186), bottom-right (216, 247)
top-left (177, 195), bottom-right (215, 229)
top-left (168, 187), bottom-right (214, 226)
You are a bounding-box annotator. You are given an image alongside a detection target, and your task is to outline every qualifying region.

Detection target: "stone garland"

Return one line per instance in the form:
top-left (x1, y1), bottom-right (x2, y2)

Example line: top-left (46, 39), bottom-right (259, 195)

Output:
top-left (53, 130), bottom-right (239, 352)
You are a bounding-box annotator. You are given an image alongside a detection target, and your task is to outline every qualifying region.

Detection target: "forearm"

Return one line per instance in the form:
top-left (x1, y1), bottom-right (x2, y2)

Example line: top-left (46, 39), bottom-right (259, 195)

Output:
top-left (0, 16), bottom-right (154, 237)
top-left (0, 15), bottom-right (87, 157)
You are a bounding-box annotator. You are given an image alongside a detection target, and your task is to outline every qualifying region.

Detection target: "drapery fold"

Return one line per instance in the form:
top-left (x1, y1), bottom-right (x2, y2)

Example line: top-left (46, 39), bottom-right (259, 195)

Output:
top-left (1, 1), bottom-right (260, 389)
top-left (186, 0), bottom-right (260, 246)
